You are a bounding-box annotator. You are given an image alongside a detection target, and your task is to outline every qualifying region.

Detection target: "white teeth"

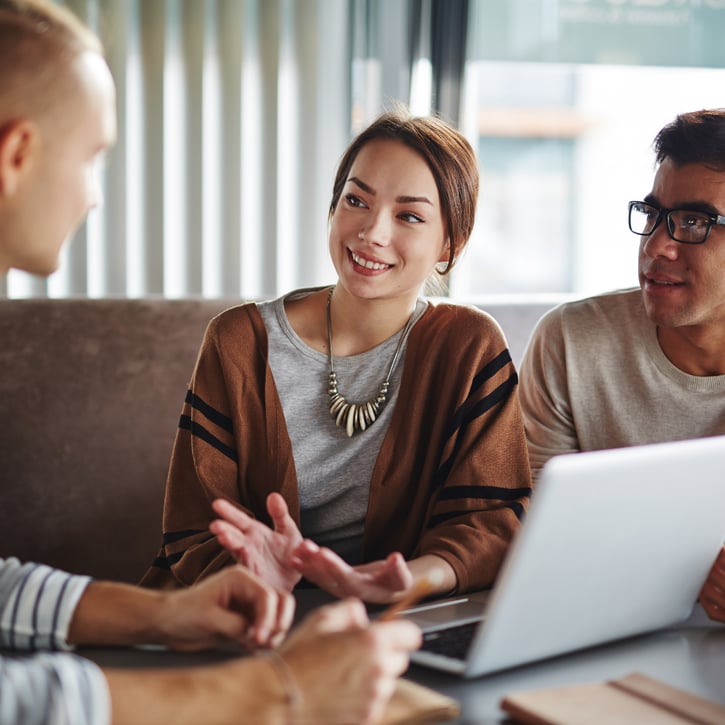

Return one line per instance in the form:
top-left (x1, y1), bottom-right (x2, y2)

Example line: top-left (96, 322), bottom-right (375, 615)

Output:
top-left (351, 251), bottom-right (390, 270)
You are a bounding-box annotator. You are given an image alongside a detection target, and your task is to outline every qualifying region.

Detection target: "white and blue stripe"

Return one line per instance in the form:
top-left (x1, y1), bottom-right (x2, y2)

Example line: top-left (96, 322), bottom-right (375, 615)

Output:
top-left (0, 558), bottom-right (111, 725)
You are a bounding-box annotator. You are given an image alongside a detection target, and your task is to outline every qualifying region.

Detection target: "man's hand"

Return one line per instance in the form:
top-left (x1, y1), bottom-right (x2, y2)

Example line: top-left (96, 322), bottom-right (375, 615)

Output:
top-left (280, 599), bottom-right (422, 724)
top-left (159, 565), bottom-right (294, 651)
top-left (106, 598), bottom-right (422, 725)
top-left (68, 566), bottom-right (293, 651)
top-left (210, 494), bottom-right (303, 592)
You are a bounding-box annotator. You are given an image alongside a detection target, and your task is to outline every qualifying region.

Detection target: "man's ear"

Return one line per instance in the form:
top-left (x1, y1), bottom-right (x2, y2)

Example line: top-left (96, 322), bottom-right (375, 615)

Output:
top-left (0, 119), bottom-right (38, 196)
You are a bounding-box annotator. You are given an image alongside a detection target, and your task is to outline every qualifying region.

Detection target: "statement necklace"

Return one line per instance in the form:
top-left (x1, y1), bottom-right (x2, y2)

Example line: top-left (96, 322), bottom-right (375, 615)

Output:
top-left (326, 287), bottom-right (416, 437)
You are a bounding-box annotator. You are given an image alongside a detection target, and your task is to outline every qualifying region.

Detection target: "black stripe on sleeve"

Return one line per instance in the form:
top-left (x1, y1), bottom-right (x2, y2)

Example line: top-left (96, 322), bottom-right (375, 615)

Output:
top-left (150, 549), bottom-right (193, 570)
top-left (162, 529), bottom-right (208, 545)
top-left (432, 372), bottom-right (520, 493)
top-left (179, 415), bottom-right (238, 463)
top-left (151, 532), bottom-right (215, 570)
top-left (50, 575), bottom-right (72, 652)
top-left (185, 390), bottom-right (234, 433)
top-left (471, 349), bottom-right (512, 390)
top-left (446, 367), bottom-right (518, 441)
top-left (7, 565), bottom-right (34, 651)
top-left (437, 485), bottom-right (532, 502)
top-left (29, 567), bottom-right (54, 652)
top-left (464, 373), bottom-right (518, 426)
top-left (149, 553), bottom-right (181, 570)
top-left (428, 500), bottom-right (526, 527)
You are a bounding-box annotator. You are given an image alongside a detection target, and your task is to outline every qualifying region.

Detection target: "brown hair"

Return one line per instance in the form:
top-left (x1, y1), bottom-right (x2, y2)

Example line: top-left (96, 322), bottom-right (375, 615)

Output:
top-left (329, 109), bottom-right (479, 274)
top-left (0, 0), bottom-right (102, 122)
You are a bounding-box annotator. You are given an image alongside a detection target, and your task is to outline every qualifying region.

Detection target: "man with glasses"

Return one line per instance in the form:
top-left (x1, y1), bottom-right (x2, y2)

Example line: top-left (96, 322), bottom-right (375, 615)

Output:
top-left (518, 108), bottom-right (725, 622)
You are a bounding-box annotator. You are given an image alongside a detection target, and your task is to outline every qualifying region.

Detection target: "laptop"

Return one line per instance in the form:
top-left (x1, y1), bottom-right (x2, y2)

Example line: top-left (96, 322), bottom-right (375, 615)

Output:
top-left (404, 436), bottom-right (725, 677)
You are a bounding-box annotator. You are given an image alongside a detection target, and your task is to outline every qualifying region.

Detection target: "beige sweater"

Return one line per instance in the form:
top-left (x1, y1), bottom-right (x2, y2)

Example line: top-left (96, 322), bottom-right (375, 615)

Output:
top-left (519, 287), bottom-right (725, 480)
top-left (142, 300), bottom-right (532, 593)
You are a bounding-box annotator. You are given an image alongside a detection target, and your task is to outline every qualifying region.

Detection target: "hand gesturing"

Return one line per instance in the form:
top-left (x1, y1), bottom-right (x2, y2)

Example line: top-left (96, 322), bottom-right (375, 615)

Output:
top-left (210, 494), bottom-right (303, 592)
top-left (291, 541), bottom-right (413, 604)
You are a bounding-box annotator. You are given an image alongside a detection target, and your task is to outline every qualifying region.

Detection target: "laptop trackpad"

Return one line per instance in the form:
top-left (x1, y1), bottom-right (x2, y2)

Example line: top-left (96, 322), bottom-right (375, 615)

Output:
top-left (399, 591), bottom-right (490, 630)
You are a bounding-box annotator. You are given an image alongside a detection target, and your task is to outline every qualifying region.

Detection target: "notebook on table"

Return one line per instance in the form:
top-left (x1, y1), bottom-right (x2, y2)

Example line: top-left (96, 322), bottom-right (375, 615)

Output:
top-left (402, 436), bottom-right (725, 678)
top-left (500, 671), bottom-right (725, 724)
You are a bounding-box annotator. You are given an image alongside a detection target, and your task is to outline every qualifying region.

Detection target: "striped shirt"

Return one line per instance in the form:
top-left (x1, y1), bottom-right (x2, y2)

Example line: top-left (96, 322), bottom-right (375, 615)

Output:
top-left (0, 558), bottom-right (111, 725)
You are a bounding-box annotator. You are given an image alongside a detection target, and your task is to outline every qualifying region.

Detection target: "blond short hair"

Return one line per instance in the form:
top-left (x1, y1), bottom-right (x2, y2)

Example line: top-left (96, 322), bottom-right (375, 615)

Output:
top-left (0, 0), bottom-right (103, 122)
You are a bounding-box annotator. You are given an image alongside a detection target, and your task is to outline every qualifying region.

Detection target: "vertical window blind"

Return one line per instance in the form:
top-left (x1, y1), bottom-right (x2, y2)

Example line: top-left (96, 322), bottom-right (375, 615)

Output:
top-left (5, 0), bottom-right (353, 298)
top-left (2, 0), bottom-right (464, 300)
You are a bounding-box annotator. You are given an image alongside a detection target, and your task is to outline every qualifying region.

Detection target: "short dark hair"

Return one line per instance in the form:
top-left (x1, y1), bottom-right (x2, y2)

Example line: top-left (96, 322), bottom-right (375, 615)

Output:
top-left (329, 109), bottom-right (479, 274)
top-left (654, 109), bottom-right (725, 172)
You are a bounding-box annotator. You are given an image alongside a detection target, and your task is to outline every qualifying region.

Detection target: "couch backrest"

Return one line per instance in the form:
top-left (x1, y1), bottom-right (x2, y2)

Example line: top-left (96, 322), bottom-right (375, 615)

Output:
top-left (476, 297), bottom-right (561, 370)
top-left (0, 299), bottom-right (232, 583)
top-left (0, 296), bottom-right (558, 583)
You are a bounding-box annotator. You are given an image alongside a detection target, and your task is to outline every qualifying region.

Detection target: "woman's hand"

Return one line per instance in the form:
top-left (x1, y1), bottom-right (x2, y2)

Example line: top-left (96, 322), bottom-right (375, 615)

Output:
top-left (291, 541), bottom-right (414, 604)
top-left (210, 494), bottom-right (303, 592)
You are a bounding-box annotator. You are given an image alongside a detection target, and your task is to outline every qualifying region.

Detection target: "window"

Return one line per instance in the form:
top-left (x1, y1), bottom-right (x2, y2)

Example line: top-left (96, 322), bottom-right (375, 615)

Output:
top-left (452, 0), bottom-right (725, 299)
top-left (5, 0), bottom-right (725, 300)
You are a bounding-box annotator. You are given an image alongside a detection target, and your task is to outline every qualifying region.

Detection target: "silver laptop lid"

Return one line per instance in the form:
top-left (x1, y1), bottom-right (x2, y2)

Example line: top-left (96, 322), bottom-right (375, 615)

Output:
top-left (411, 436), bottom-right (725, 677)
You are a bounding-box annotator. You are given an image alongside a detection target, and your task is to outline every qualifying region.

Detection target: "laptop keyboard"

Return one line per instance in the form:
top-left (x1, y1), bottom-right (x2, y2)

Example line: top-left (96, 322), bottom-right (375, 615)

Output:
top-left (420, 621), bottom-right (479, 660)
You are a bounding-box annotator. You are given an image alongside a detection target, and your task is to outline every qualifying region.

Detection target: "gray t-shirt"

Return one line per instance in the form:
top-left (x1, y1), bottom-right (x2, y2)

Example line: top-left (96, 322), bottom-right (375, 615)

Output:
top-left (258, 288), bottom-right (426, 563)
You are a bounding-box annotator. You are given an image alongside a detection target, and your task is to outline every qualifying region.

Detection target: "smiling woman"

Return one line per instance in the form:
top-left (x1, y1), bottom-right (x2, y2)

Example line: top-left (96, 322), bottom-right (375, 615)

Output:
top-left (142, 108), bottom-right (533, 606)
top-left (328, 139), bottom-right (448, 309)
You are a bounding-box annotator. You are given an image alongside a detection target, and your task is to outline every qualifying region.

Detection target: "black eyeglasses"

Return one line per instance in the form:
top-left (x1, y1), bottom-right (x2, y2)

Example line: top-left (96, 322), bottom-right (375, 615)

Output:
top-left (628, 200), bottom-right (725, 244)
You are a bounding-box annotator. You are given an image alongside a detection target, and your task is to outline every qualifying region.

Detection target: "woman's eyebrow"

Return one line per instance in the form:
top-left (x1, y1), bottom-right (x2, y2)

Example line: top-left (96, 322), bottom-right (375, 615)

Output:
top-left (347, 177), bottom-right (433, 205)
top-left (397, 194), bottom-right (433, 206)
top-left (348, 176), bottom-right (374, 194)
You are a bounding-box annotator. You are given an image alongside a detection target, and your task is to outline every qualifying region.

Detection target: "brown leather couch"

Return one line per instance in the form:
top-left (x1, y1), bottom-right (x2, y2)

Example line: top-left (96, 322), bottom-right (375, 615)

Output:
top-left (0, 296), bottom-right (558, 584)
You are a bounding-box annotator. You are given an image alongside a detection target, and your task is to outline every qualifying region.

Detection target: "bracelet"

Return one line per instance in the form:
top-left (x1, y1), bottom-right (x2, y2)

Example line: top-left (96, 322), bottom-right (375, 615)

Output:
top-left (263, 650), bottom-right (303, 711)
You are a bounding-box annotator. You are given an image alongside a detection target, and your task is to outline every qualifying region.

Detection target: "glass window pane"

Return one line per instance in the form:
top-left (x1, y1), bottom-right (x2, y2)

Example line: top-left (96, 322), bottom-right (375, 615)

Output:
top-left (455, 1), bottom-right (725, 298)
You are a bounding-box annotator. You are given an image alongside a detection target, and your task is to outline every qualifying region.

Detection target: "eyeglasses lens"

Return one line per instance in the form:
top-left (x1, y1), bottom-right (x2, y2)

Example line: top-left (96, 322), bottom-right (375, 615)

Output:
top-left (629, 202), bottom-right (659, 235)
top-left (666, 211), bottom-right (710, 243)
top-left (629, 202), bottom-right (710, 243)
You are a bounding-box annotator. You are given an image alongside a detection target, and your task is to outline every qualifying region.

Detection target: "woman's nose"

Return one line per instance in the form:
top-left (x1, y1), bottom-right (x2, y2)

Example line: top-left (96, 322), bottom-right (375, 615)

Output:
top-left (361, 213), bottom-right (392, 246)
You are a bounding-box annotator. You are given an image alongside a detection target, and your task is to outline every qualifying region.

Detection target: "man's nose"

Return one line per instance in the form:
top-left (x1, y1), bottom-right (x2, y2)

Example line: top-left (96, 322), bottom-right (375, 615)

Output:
top-left (641, 220), bottom-right (678, 259)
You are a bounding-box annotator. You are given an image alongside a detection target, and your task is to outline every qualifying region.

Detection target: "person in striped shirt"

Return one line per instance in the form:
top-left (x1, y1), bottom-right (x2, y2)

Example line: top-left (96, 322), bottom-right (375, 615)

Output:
top-left (0, 1), bottom-right (421, 723)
